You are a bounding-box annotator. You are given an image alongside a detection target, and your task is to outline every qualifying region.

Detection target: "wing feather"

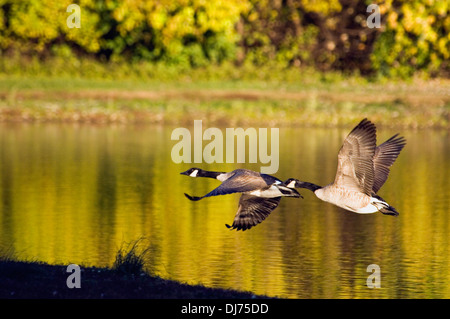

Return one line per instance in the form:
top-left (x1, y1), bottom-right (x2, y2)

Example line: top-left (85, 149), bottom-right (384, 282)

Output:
top-left (226, 195), bottom-right (281, 231)
top-left (372, 134), bottom-right (406, 193)
top-left (333, 119), bottom-right (377, 195)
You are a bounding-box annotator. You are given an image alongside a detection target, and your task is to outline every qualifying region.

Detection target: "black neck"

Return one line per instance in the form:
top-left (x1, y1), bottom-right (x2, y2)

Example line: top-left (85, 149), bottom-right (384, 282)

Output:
top-left (297, 181), bottom-right (322, 192)
top-left (199, 170), bottom-right (226, 179)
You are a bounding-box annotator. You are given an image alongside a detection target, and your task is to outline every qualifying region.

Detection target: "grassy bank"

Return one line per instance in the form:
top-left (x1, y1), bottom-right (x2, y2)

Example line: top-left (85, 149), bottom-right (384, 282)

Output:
top-left (0, 68), bottom-right (449, 128)
top-left (0, 258), bottom-right (267, 299)
top-left (0, 241), bottom-right (269, 299)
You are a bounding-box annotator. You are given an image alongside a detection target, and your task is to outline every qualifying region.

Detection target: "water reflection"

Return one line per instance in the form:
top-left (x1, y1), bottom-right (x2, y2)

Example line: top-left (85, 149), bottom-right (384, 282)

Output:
top-left (0, 123), bottom-right (449, 298)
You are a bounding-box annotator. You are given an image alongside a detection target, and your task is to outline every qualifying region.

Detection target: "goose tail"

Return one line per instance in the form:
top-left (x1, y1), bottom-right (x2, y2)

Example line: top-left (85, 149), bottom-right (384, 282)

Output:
top-left (379, 205), bottom-right (399, 216)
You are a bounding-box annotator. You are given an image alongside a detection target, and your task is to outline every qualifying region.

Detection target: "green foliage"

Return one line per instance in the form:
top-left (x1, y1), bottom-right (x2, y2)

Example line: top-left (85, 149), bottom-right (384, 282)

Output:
top-left (0, 0), bottom-right (448, 77)
top-left (371, 0), bottom-right (450, 78)
top-left (239, 0), bottom-right (323, 67)
top-left (0, 0), bottom-right (102, 53)
top-left (0, 0), bottom-right (248, 66)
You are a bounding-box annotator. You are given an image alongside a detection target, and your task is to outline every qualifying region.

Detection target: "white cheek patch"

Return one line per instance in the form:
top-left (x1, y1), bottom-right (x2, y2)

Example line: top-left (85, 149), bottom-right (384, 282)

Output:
top-left (287, 180), bottom-right (296, 188)
top-left (189, 170), bottom-right (198, 177)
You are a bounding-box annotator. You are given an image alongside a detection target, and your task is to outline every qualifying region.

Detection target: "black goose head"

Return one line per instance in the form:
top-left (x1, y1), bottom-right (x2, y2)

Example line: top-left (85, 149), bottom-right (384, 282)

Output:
top-left (283, 178), bottom-right (322, 192)
top-left (180, 168), bottom-right (202, 177)
top-left (180, 168), bottom-right (224, 179)
top-left (283, 178), bottom-right (302, 188)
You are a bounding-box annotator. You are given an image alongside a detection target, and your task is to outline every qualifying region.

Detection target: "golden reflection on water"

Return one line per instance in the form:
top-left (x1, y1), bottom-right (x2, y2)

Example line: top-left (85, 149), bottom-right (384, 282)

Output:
top-left (0, 123), bottom-right (449, 298)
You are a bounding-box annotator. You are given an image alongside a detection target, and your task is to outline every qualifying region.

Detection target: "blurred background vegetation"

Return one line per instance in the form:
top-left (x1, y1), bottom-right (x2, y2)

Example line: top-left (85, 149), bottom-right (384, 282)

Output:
top-left (0, 0), bottom-right (449, 128)
top-left (0, 0), bottom-right (448, 79)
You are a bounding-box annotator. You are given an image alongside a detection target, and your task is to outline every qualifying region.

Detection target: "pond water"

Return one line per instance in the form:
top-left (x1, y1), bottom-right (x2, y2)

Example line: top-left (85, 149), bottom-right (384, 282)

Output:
top-left (0, 123), bottom-right (449, 298)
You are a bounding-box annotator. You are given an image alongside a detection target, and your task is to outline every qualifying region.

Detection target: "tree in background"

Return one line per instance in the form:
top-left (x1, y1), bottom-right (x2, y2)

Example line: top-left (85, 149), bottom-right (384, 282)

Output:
top-left (239, 0), bottom-right (449, 77)
top-left (371, 0), bottom-right (449, 77)
top-left (0, 0), bottom-right (448, 77)
top-left (0, 0), bottom-right (249, 67)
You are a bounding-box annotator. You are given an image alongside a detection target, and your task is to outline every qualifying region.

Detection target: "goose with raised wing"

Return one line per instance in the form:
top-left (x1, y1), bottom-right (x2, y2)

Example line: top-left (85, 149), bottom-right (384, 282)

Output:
top-left (181, 168), bottom-right (302, 230)
top-left (287, 118), bottom-right (406, 216)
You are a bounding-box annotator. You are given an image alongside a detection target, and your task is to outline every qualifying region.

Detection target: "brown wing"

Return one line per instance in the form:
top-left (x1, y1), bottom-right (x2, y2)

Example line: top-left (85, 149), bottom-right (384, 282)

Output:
top-left (372, 134), bottom-right (406, 193)
top-left (225, 195), bottom-right (281, 231)
top-left (333, 119), bottom-right (377, 196)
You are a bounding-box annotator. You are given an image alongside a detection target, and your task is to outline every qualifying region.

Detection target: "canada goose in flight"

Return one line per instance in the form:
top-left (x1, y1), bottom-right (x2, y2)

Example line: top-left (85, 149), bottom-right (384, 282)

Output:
top-left (288, 118), bottom-right (406, 216)
top-left (181, 168), bottom-right (302, 231)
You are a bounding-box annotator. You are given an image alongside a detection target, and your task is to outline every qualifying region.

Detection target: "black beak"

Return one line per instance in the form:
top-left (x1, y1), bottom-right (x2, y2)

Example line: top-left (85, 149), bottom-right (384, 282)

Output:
top-left (180, 170), bottom-right (190, 176)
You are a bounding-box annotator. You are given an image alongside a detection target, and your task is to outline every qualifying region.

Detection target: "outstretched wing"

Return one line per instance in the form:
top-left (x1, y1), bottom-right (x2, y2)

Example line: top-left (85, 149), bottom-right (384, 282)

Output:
top-left (333, 118), bottom-right (377, 196)
top-left (185, 171), bottom-right (268, 201)
top-left (372, 134), bottom-right (406, 193)
top-left (225, 195), bottom-right (281, 231)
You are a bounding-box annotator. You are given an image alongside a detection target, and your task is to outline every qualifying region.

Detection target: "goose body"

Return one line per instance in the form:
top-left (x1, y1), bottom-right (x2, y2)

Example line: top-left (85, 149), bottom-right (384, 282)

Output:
top-left (289, 119), bottom-right (406, 216)
top-left (181, 168), bottom-right (301, 230)
top-left (314, 187), bottom-right (385, 214)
